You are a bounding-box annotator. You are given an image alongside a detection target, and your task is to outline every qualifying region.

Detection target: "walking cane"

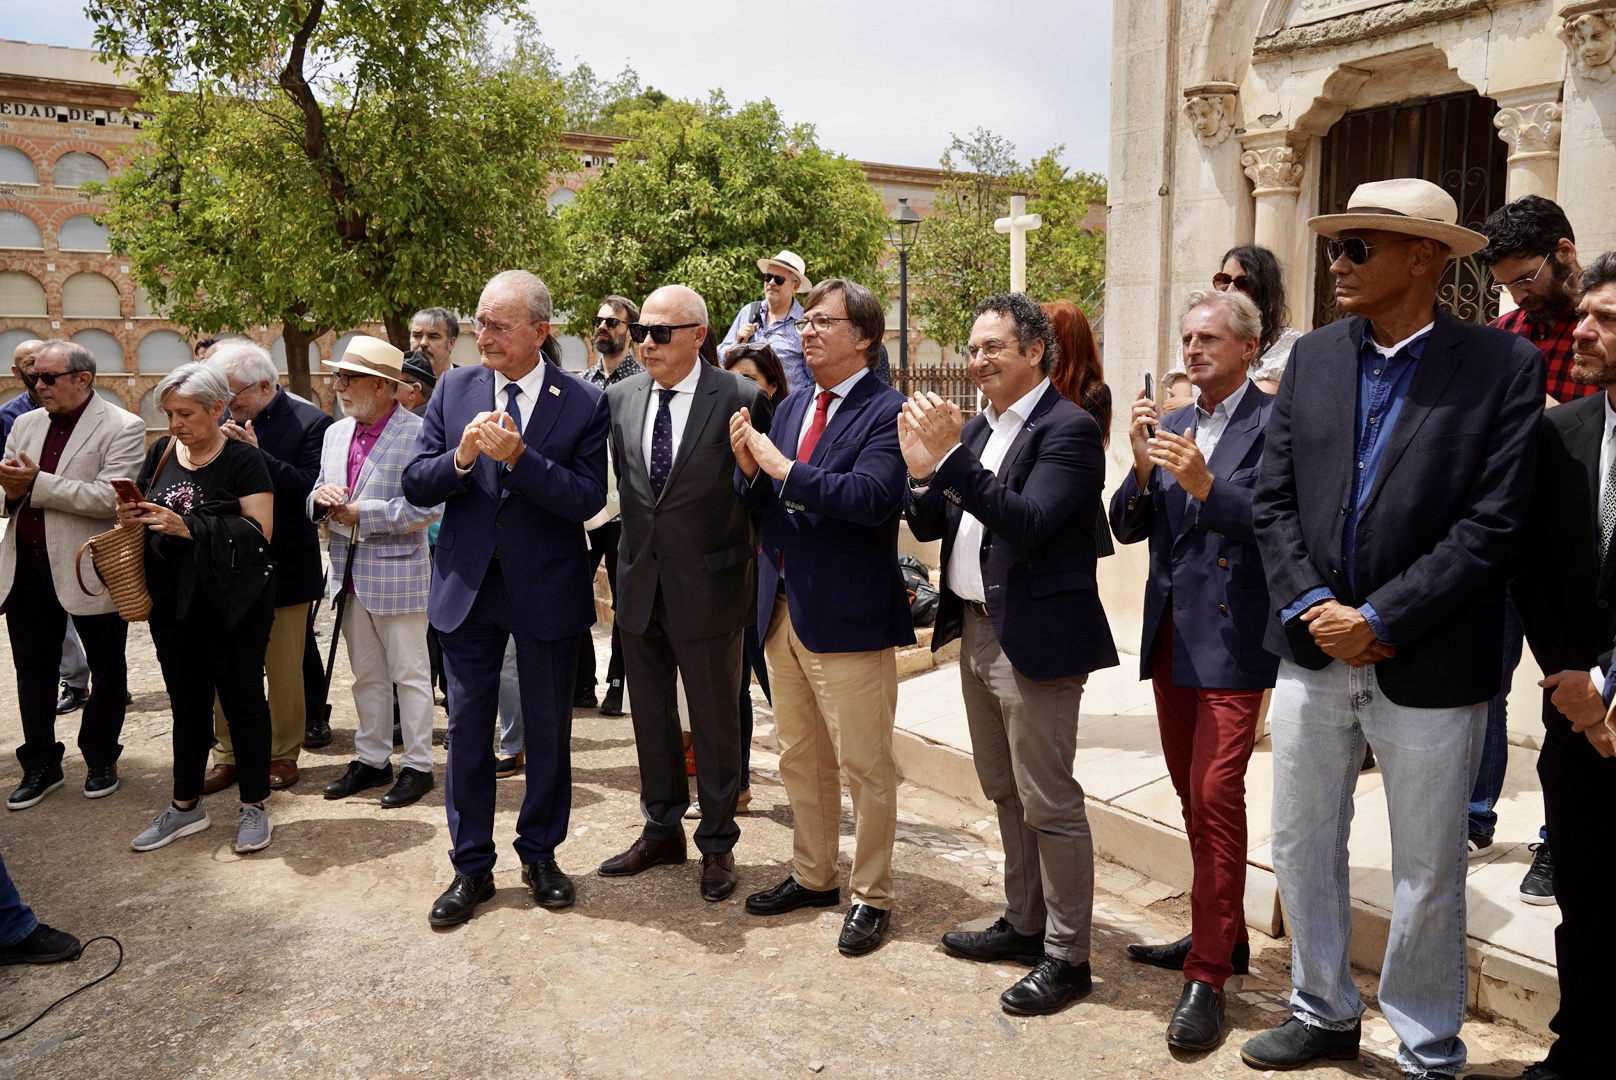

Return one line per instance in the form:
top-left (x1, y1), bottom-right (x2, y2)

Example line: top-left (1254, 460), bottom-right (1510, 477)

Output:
top-left (319, 533), bottom-right (359, 726)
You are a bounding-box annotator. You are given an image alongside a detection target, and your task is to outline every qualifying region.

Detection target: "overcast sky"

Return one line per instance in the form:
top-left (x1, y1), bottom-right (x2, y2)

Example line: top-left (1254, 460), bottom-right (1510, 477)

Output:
top-left (6, 1), bottom-right (1111, 174)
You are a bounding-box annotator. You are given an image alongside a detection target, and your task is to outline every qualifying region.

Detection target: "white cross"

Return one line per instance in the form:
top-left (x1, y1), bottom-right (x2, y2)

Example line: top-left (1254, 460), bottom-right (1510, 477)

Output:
top-left (994, 195), bottom-right (1043, 293)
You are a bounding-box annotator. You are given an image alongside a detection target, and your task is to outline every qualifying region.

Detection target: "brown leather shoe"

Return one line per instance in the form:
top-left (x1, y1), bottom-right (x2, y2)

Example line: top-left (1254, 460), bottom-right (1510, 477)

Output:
top-left (597, 834), bottom-right (687, 877)
top-left (268, 759), bottom-right (299, 789)
top-left (700, 851), bottom-right (737, 902)
top-left (202, 764), bottom-right (237, 795)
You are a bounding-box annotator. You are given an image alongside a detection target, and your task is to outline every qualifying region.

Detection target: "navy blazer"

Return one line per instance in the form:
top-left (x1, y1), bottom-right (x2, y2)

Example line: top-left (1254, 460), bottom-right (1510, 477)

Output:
top-left (1109, 381), bottom-right (1278, 689)
top-left (737, 371), bottom-right (915, 654)
top-left (252, 388), bottom-right (333, 607)
top-left (908, 382), bottom-right (1117, 682)
top-left (1253, 308), bottom-right (1542, 708)
top-left (402, 363), bottom-right (609, 641)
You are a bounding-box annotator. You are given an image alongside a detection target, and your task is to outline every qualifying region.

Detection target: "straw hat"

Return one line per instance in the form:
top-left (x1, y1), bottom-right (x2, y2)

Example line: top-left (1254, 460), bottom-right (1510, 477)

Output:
top-left (324, 335), bottom-right (404, 383)
top-left (757, 250), bottom-right (813, 292)
top-left (1306, 178), bottom-right (1488, 257)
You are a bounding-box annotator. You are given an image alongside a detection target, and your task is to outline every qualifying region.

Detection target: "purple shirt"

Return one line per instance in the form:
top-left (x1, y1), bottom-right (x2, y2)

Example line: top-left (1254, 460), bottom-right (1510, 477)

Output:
top-left (346, 403), bottom-right (396, 492)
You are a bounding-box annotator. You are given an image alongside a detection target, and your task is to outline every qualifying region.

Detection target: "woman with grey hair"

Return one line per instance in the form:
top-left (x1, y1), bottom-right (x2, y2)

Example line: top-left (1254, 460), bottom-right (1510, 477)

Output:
top-left (117, 362), bottom-right (279, 854)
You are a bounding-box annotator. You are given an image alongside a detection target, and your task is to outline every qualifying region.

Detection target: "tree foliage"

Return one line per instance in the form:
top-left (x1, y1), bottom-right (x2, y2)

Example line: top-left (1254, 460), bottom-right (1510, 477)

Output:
top-left (908, 129), bottom-right (1107, 350)
top-left (86, 0), bottom-right (570, 394)
top-left (553, 96), bottom-right (890, 336)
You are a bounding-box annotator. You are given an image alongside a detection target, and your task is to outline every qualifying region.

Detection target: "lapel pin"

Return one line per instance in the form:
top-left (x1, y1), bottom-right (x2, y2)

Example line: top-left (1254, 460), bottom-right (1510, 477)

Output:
top-left (548, 385), bottom-right (561, 396)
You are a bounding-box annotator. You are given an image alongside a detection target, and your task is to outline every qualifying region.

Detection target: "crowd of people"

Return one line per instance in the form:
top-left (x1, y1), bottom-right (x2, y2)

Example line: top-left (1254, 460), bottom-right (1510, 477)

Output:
top-left (0, 188), bottom-right (1605, 1080)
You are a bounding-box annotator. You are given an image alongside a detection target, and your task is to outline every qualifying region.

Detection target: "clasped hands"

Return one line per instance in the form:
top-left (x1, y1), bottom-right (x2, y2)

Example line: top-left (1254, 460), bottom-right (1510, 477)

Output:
top-left (1301, 599), bottom-right (1396, 667)
top-left (312, 483), bottom-right (359, 527)
top-left (1128, 389), bottom-right (1212, 502)
top-left (897, 391), bottom-right (963, 480)
top-left (729, 407), bottom-right (791, 481)
top-left (455, 411), bottom-right (524, 470)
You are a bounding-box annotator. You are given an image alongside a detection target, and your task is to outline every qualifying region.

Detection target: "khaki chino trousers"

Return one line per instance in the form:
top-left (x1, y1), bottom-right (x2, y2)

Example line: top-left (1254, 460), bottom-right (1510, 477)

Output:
top-left (212, 603), bottom-right (307, 764)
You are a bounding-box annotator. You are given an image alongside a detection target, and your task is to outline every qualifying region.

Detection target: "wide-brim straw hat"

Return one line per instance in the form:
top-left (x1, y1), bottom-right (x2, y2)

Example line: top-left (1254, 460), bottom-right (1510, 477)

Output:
top-left (323, 335), bottom-right (404, 383)
top-left (757, 250), bottom-right (813, 292)
top-left (1307, 178), bottom-right (1488, 257)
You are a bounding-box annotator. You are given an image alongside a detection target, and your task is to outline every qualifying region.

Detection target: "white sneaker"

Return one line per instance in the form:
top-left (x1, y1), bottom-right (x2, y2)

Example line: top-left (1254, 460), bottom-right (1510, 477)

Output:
top-left (234, 804), bottom-right (273, 853)
top-left (132, 803), bottom-right (210, 851)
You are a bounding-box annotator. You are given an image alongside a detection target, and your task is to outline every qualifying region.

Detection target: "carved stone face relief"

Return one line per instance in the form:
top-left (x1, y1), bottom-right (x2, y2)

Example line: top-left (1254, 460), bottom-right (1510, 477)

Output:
top-left (1182, 85), bottom-right (1238, 148)
top-left (1563, 13), bottom-right (1616, 81)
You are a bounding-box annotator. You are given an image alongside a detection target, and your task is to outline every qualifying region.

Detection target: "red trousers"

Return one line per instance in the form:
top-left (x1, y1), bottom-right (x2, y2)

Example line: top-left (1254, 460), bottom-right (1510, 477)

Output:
top-left (1150, 613), bottom-right (1263, 987)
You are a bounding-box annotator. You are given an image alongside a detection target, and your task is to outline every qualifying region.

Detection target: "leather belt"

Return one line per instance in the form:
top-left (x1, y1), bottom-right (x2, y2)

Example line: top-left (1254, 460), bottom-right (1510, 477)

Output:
top-left (965, 600), bottom-right (990, 619)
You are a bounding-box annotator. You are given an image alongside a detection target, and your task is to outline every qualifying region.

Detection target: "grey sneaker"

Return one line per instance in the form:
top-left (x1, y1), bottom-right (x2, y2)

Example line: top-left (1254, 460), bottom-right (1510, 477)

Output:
top-left (234, 804), bottom-right (272, 853)
top-left (131, 803), bottom-right (210, 851)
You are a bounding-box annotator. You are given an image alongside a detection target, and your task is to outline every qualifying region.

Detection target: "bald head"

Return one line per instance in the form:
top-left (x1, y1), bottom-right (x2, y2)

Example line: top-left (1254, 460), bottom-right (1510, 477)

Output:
top-left (643, 285), bottom-right (709, 328)
top-left (12, 339), bottom-right (43, 368)
top-left (638, 285), bottom-right (710, 389)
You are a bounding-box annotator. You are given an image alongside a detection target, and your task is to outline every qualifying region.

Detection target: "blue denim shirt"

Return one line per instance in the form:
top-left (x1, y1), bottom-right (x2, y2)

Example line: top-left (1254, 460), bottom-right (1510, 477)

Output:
top-left (1281, 324), bottom-right (1433, 643)
top-left (719, 298), bottom-right (807, 395)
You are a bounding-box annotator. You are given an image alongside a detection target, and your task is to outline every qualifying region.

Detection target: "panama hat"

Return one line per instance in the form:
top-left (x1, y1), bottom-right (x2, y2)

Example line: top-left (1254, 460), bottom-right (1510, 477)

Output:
top-left (757, 250), bottom-right (813, 292)
top-left (324, 335), bottom-right (404, 383)
top-left (1306, 178), bottom-right (1488, 258)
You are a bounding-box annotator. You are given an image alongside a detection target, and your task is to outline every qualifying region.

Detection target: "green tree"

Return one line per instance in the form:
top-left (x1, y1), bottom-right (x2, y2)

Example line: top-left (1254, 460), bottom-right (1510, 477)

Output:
top-left (909, 129), bottom-right (1107, 350)
top-left (553, 95), bottom-right (890, 336)
top-left (87, 1), bottom-right (571, 395)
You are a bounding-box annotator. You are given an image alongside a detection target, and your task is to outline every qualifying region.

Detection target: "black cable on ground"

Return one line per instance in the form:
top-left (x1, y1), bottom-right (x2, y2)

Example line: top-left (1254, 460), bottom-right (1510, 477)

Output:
top-left (0, 935), bottom-right (124, 1043)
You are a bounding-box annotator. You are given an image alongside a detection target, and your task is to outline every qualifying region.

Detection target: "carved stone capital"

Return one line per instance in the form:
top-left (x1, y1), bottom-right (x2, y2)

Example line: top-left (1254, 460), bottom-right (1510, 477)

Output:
top-left (1240, 144), bottom-right (1304, 196)
top-left (1183, 83), bottom-right (1239, 148)
top-left (1560, 7), bottom-right (1616, 81)
top-left (1494, 101), bottom-right (1563, 161)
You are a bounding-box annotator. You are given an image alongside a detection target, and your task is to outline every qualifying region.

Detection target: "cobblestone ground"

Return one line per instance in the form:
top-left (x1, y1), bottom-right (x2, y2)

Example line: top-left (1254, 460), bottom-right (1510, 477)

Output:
top-left (0, 621), bottom-right (1549, 1078)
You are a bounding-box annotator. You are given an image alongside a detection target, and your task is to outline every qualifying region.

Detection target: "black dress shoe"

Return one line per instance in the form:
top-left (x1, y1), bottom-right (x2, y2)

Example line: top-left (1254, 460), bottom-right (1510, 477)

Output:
top-left (572, 689), bottom-right (598, 709)
top-left (700, 851), bottom-right (737, 902)
top-left (1126, 933), bottom-right (1250, 975)
top-left (322, 760), bottom-right (394, 799)
top-left (7, 761), bottom-right (64, 811)
top-left (0, 923), bottom-right (83, 965)
top-left (598, 834), bottom-right (687, 876)
top-left (941, 916), bottom-right (1045, 964)
top-left (1240, 1016), bottom-right (1360, 1070)
top-left (55, 683), bottom-right (89, 715)
top-left (522, 860), bottom-right (577, 909)
top-left (429, 873), bottom-right (496, 927)
top-left (1000, 956), bottom-right (1092, 1015)
top-left (83, 763), bottom-right (119, 799)
top-left (745, 876), bottom-right (841, 916)
top-left (838, 904), bottom-right (890, 956)
top-left (1166, 980), bottom-right (1226, 1051)
top-left (379, 767), bottom-right (433, 808)
top-left (304, 719), bottom-right (333, 749)
top-left (599, 681), bottom-right (624, 717)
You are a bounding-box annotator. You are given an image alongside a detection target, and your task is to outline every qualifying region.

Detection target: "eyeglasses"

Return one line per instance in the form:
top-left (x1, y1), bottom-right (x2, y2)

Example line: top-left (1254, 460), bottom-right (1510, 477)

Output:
top-left (31, 369), bottom-right (82, 386)
top-left (965, 340), bottom-right (1012, 361)
top-left (332, 372), bottom-right (374, 387)
top-left (1325, 236), bottom-right (1419, 265)
top-left (627, 322), bottom-right (700, 345)
top-left (794, 314), bottom-right (852, 333)
top-left (593, 316), bottom-right (624, 330)
top-left (760, 271), bottom-right (789, 286)
top-left (1212, 272), bottom-right (1253, 295)
top-left (1488, 255), bottom-right (1551, 295)
top-left (470, 315), bottom-right (535, 336)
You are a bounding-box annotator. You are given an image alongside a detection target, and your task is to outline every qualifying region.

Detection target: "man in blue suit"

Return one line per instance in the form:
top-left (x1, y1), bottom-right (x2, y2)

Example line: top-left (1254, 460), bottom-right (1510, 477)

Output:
top-left (1110, 289), bottom-right (1277, 1050)
top-left (1243, 180), bottom-right (1542, 1079)
top-left (729, 278), bottom-right (913, 957)
top-left (903, 293), bottom-right (1117, 1016)
top-left (402, 269), bottom-right (609, 927)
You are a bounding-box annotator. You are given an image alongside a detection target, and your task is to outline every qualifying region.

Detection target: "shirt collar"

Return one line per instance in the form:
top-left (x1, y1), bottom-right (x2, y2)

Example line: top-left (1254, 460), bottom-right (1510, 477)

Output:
top-left (816, 365), bottom-right (868, 400)
top-left (49, 395), bottom-right (92, 428)
top-left (255, 386), bottom-right (283, 425)
top-left (355, 401), bottom-right (397, 438)
top-left (494, 360), bottom-right (547, 405)
top-left (656, 361), bottom-right (704, 395)
top-left (1362, 321), bottom-right (1435, 360)
top-left (1604, 394), bottom-right (1616, 442)
top-left (984, 378), bottom-right (1051, 429)
top-left (764, 298), bottom-right (804, 327)
top-left (1196, 378), bottom-right (1250, 421)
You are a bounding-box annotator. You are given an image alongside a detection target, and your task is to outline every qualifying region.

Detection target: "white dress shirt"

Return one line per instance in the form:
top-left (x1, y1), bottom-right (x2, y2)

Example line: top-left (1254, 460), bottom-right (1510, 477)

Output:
top-left (640, 361), bottom-right (704, 474)
top-left (945, 379), bottom-right (1051, 604)
top-left (778, 366), bottom-right (869, 484)
top-left (1190, 378), bottom-right (1250, 462)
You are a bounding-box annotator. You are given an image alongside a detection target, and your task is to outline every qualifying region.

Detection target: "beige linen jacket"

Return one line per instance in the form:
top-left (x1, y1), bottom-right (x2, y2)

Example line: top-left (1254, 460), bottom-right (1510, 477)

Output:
top-left (0, 393), bottom-right (148, 616)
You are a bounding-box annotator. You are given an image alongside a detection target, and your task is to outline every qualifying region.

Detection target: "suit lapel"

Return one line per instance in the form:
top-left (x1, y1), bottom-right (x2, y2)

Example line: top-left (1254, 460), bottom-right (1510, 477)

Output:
top-left (56, 395), bottom-right (106, 473)
top-left (469, 369), bottom-right (500, 499)
top-left (523, 367), bottom-right (566, 451)
top-left (809, 375), bottom-right (875, 466)
top-left (622, 376), bottom-right (653, 493)
top-left (998, 382), bottom-right (1058, 475)
top-left (1356, 316), bottom-right (1461, 522)
top-left (1564, 396), bottom-right (1606, 555)
top-left (353, 409), bottom-right (404, 496)
top-left (1203, 380), bottom-right (1262, 476)
top-left (660, 365), bottom-right (720, 500)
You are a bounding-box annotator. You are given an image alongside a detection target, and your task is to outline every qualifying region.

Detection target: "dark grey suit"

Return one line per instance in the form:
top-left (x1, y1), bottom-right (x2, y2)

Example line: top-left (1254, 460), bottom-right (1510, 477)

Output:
top-left (607, 363), bottom-right (771, 853)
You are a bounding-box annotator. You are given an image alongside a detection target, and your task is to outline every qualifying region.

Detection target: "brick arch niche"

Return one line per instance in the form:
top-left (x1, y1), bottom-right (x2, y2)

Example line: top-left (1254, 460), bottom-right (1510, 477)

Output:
top-left (0, 270), bottom-right (47, 316)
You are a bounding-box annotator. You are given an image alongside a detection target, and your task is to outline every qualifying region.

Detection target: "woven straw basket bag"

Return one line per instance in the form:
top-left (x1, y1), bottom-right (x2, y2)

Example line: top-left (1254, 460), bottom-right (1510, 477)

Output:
top-left (75, 440), bottom-right (175, 623)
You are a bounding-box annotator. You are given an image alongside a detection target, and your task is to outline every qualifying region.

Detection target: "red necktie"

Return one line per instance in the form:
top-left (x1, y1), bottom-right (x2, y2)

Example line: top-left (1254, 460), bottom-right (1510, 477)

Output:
top-left (796, 390), bottom-right (836, 463)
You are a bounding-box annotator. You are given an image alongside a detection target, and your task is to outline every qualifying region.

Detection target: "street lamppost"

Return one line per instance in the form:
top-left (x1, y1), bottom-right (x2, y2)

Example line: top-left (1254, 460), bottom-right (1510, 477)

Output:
top-left (888, 197), bottom-right (922, 383)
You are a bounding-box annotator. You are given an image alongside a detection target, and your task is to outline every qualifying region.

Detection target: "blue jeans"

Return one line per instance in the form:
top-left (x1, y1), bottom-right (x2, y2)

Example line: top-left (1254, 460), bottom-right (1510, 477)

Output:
top-left (0, 850), bottom-right (39, 947)
top-left (1468, 598), bottom-right (1523, 838)
top-left (1270, 659), bottom-right (1485, 1075)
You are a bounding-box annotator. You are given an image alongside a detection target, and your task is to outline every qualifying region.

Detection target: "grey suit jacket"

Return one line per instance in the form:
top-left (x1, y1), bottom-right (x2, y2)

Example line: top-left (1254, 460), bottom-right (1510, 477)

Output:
top-left (0, 393), bottom-right (147, 616)
top-left (607, 363), bottom-right (771, 640)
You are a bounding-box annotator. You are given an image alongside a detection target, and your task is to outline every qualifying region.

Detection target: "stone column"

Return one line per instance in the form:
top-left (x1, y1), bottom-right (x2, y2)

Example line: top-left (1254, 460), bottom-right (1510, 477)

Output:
top-left (1493, 91), bottom-right (1563, 202)
top-left (1239, 131), bottom-right (1307, 310)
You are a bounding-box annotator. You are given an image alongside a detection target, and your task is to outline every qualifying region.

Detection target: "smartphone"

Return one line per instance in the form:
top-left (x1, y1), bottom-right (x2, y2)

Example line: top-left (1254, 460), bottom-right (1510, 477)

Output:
top-left (1143, 373), bottom-right (1157, 439)
top-left (111, 478), bottom-right (142, 505)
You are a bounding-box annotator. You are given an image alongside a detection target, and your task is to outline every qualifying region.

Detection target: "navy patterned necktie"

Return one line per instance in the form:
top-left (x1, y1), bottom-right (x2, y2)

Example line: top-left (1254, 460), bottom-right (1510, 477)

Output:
top-left (503, 383), bottom-right (523, 433)
top-left (649, 387), bottom-right (677, 498)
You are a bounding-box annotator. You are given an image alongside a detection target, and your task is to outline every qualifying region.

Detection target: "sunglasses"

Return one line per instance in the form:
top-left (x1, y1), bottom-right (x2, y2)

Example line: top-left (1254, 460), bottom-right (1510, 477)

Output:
top-left (627, 322), bottom-right (701, 345)
top-left (1212, 272), bottom-right (1253, 294)
top-left (760, 272), bottom-right (789, 286)
top-left (32, 369), bottom-right (82, 386)
top-left (1325, 236), bottom-right (1419, 265)
top-left (593, 316), bottom-right (623, 330)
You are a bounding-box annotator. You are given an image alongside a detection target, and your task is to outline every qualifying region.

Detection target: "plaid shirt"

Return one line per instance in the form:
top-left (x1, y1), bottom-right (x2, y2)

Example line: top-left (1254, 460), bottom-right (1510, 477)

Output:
top-left (1491, 307), bottom-right (1591, 404)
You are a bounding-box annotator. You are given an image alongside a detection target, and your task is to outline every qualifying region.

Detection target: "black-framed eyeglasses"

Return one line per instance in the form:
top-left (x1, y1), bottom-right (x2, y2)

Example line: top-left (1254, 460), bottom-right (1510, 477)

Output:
top-left (627, 322), bottom-right (700, 345)
top-left (593, 316), bottom-right (623, 330)
top-left (332, 372), bottom-right (375, 387)
top-left (1488, 254), bottom-right (1551, 295)
top-left (1212, 272), bottom-right (1253, 295)
top-left (32, 369), bottom-right (83, 386)
top-left (1325, 236), bottom-right (1419, 265)
top-left (794, 314), bottom-right (852, 333)
top-left (760, 271), bottom-right (789, 286)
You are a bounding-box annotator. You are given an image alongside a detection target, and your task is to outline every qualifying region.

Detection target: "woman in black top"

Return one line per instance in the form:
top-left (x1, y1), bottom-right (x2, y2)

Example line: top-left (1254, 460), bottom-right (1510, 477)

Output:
top-left (118, 362), bottom-right (278, 855)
